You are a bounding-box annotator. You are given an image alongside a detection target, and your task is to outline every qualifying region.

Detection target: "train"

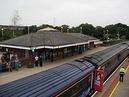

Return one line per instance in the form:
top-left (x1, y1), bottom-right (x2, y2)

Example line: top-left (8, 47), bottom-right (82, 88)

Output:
top-left (0, 42), bottom-right (129, 97)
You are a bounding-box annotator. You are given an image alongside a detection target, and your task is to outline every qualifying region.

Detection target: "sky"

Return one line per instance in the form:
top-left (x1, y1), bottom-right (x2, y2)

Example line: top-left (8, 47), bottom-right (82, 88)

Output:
top-left (0, 0), bottom-right (129, 27)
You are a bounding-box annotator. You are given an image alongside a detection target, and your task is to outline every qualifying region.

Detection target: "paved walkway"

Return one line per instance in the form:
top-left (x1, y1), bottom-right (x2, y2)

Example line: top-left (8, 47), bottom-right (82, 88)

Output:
top-left (0, 46), bottom-right (108, 85)
top-left (111, 60), bottom-right (129, 97)
top-left (94, 58), bottom-right (129, 97)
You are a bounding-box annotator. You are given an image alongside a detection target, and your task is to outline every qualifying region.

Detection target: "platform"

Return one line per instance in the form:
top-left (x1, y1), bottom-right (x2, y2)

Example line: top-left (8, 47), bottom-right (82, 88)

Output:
top-left (0, 46), bottom-right (107, 85)
top-left (110, 59), bottom-right (129, 97)
top-left (93, 57), bottom-right (129, 97)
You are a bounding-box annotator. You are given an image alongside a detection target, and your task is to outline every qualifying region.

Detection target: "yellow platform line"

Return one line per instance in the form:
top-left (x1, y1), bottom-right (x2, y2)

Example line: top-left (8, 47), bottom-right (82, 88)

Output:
top-left (109, 64), bottom-right (129, 97)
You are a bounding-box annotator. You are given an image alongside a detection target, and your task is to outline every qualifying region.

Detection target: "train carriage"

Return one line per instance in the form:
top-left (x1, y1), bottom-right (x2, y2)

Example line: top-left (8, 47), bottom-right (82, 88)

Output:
top-left (0, 42), bottom-right (129, 97)
top-left (0, 60), bottom-right (94, 97)
top-left (83, 43), bottom-right (129, 91)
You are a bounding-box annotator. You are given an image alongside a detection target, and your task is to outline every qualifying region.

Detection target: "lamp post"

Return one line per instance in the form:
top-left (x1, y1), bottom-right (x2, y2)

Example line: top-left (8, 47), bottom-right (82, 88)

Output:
top-left (13, 26), bottom-right (15, 37)
top-left (106, 30), bottom-right (109, 42)
top-left (117, 31), bottom-right (120, 40)
top-left (73, 29), bottom-right (74, 33)
top-left (28, 26), bottom-right (30, 34)
top-left (32, 48), bottom-right (35, 66)
top-left (103, 30), bottom-right (106, 40)
top-left (80, 27), bottom-right (82, 33)
top-left (67, 28), bottom-right (69, 33)
top-left (61, 27), bottom-right (63, 33)
top-left (1, 28), bottom-right (3, 37)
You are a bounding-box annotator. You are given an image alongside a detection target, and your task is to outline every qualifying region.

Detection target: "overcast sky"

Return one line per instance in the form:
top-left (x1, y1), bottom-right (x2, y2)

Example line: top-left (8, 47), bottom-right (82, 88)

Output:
top-left (0, 0), bottom-right (129, 27)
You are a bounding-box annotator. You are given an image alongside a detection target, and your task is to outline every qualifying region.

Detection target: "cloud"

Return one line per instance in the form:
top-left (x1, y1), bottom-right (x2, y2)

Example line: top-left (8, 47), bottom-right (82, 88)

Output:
top-left (0, 0), bottom-right (129, 26)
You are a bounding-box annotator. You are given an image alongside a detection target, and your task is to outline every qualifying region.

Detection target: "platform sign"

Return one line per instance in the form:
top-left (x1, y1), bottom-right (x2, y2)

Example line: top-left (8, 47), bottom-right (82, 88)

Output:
top-left (93, 69), bottom-right (105, 91)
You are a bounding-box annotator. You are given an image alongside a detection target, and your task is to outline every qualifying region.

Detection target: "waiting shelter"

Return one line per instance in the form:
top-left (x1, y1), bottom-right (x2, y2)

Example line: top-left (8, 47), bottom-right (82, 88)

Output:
top-left (0, 27), bottom-right (102, 66)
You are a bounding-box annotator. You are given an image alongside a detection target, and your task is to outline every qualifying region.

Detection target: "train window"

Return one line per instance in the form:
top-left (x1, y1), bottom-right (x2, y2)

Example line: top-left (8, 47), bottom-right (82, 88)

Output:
top-left (58, 82), bottom-right (81, 97)
top-left (58, 75), bottom-right (91, 97)
top-left (98, 66), bottom-right (101, 69)
top-left (101, 66), bottom-right (105, 70)
top-left (98, 66), bottom-right (105, 70)
top-left (117, 54), bottom-right (121, 60)
top-left (107, 62), bottom-right (112, 67)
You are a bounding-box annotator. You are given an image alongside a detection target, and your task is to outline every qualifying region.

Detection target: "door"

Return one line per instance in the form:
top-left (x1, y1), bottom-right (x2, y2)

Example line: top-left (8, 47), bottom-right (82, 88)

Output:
top-left (93, 69), bottom-right (105, 91)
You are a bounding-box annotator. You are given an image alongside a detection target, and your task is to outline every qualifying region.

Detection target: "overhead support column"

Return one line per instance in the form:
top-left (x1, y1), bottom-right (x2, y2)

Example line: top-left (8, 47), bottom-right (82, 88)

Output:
top-left (78, 45), bottom-right (82, 54)
top-left (48, 50), bottom-right (50, 60)
top-left (77, 45), bottom-right (80, 54)
top-left (71, 46), bottom-right (74, 56)
top-left (67, 47), bottom-right (68, 56)
top-left (56, 49), bottom-right (59, 57)
top-left (83, 45), bottom-right (85, 51)
top-left (85, 44), bottom-right (88, 50)
top-left (51, 49), bottom-right (54, 62)
top-left (62, 48), bottom-right (64, 58)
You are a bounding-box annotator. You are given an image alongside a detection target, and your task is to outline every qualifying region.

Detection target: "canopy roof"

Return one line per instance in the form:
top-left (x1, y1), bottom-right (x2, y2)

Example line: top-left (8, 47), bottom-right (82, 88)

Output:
top-left (0, 28), bottom-right (101, 50)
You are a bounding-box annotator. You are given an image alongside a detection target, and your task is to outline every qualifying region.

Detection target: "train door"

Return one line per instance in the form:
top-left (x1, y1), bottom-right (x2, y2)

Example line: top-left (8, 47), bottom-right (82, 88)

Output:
top-left (93, 69), bottom-right (105, 91)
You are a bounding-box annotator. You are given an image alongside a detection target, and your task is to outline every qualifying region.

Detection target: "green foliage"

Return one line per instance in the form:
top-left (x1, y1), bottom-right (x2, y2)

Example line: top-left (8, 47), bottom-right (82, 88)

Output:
top-left (103, 39), bottom-right (127, 45)
top-left (0, 23), bottom-right (129, 42)
top-left (79, 23), bottom-right (96, 36)
top-left (95, 26), bottom-right (104, 40)
top-left (54, 25), bottom-right (70, 32)
top-left (61, 25), bottom-right (69, 32)
top-left (105, 23), bottom-right (129, 40)
top-left (0, 29), bottom-right (13, 41)
top-left (126, 30), bottom-right (129, 39)
top-left (22, 25), bottom-right (37, 34)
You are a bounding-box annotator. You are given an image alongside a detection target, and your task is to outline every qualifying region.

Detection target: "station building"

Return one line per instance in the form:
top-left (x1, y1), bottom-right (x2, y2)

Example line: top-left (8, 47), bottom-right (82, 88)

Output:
top-left (0, 27), bottom-right (102, 65)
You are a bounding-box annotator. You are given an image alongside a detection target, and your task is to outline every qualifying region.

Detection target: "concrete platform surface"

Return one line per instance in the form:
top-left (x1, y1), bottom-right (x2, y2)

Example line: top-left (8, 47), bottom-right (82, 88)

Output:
top-left (111, 60), bottom-right (129, 97)
top-left (94, 58), bottom-right (129, 97)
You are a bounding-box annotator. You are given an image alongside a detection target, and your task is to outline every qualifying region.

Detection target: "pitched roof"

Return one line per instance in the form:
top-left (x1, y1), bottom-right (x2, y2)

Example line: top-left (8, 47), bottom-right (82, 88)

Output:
top-left (0, 29), bottom-right (101, 50)
top-left (66, 33), bottom-right (97, 41)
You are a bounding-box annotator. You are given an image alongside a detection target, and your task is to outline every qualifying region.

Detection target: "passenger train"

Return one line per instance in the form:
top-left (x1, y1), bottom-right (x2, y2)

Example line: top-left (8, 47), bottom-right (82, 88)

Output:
top-left (0, 42), bottom-right (129, 97)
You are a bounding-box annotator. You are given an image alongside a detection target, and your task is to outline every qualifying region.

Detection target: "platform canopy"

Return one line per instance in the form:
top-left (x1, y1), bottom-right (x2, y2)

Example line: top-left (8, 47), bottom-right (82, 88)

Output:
top-left (0, 27), bottom-right (102, 50)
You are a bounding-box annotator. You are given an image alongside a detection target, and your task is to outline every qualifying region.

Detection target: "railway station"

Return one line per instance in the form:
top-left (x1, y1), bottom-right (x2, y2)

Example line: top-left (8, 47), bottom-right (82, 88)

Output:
top-left (0, 41), bottom-right (129, 97)
top-left (0, 27), bottom-right (102, 67)
top-left (0, 0), bottom-right (129, 97)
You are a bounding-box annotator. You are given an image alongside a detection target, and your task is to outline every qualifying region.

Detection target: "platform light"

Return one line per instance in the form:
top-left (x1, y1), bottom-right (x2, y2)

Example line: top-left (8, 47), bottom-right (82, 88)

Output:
top-left (1, 28), bottom-right (3, 37)
top-left (80, 27), bottom-right (82, 33)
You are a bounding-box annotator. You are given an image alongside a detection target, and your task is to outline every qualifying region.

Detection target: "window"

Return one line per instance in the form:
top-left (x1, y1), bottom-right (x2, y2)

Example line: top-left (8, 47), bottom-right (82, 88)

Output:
top-left (58, 75), bottom-right (91, 97)
top-left (98, 66), bottom-right (105, 70)
top-left (117, 54), bottom-right (121, 61)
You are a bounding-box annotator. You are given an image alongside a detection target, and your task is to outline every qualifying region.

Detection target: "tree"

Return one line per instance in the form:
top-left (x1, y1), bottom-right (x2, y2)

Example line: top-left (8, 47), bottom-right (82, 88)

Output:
top-left (125, 27), bottom-right (129, 39)
top-left (29, 25), bottom-right (38, 33)
top-left (2, 29), bottom-right (13, 40)
top-left (95, 26), bottom-right (104, 40)
top-left (105, 23), bottom-right (129, 40)
top-left (79, 23), bottom-right (96, 36)
top-left (61, 25), bottom-right (69, 32)
top-left (70, 27), bottom-right (79, 33)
